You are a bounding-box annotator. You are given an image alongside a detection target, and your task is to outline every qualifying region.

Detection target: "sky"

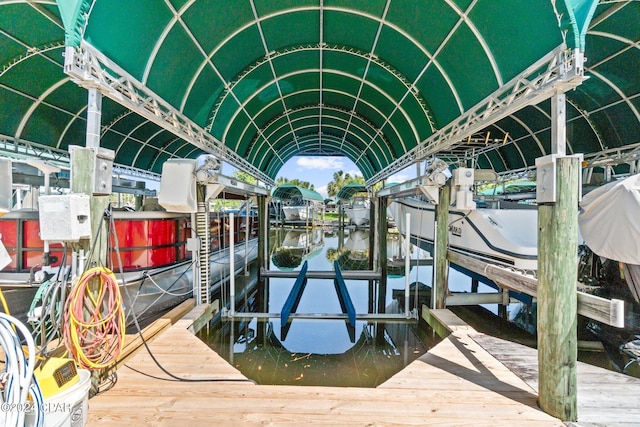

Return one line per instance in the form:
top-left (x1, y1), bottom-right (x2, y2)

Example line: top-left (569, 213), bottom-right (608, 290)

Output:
top-left (273, 156), bottom-right (417, 198)
top-left (149, 155), bottom-right (418, 198)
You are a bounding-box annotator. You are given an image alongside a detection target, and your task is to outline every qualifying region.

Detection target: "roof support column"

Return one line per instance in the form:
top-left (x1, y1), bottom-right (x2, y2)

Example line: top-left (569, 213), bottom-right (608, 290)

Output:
top-left (69, 87), bottom-right (111, 267)
top-left (537, 93), bottom-right (579, 420)
top-left (86, 88), bottom-right (102, 149)
top-left (551, 93), bottom-right (567, 155)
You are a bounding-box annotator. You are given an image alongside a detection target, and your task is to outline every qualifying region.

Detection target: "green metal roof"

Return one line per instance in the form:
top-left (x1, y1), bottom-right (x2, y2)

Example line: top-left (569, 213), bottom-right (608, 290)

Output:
top-left (336, 183), bottom-right (368, 201)
top-left (1, 1), bottom-right (639, 186)
top-left (271, 184), bottom-right (324, 202)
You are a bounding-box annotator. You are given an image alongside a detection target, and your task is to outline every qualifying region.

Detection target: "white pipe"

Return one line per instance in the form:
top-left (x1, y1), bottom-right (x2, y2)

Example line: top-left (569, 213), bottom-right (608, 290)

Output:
top-left (244, 201), bottom-right (249, 274)
top-left (431, 220), bottom-right (437, 310)
top-left (229, 213), bottom-right (235, 316)
top-left (404, 212), bottom-right (411, 317)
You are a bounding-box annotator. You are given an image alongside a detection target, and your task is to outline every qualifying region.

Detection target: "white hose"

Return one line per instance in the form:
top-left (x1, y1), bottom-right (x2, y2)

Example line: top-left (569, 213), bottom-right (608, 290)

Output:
top-left (0, 312), bottom-right (44, 427)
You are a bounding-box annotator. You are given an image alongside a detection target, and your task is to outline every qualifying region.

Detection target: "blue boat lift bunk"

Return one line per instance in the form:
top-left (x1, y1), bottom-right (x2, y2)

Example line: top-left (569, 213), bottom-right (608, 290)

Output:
top-left (228, 266), bottom-right (418, 323)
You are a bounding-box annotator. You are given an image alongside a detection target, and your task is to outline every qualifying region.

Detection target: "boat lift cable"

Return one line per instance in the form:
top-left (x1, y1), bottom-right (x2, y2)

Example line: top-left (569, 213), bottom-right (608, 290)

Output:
top-left (107, 211), bottom-right (256, 386)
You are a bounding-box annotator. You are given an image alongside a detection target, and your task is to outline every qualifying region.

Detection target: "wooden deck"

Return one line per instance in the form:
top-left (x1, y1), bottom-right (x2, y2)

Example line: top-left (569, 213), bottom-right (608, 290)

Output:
top-left (87, 305), bottom-right (564, 426)
top-left (472, 334), bottom-right (640, 426)
top-left (85, 304), bottom-right (640, 426)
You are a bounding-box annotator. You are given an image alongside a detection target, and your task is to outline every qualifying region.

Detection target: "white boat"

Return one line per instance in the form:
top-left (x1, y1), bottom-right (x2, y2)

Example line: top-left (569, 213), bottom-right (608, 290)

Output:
top-left (579, 173), bottom-right (640, 303)
top-left (345, 197), bottom-right (370, 226)
top-left (282, 205), bottom-right (308, 221)
top-left (272, 185), bottom-right (324, 223)
top-left (337, 184), bottom-right (370, 227)
top-left (389, 197), bottom-right (538, 271)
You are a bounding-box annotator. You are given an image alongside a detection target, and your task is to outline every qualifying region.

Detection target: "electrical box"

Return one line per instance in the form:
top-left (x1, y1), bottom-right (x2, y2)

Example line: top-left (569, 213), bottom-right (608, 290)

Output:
top-left (452, 168), bottom-right (474, 187)
top-left (38, 194), bottom-right (91, 241)
top-left (94, 148), bottom-right (114, 195)
top-left (536, 154), bottom-right (583, 203)
top-left (535, 155), bottom-right (557, 203)
top-left (456, 190), bottom-right (476, 210)
top-left (186, 237), bottom-right (200, 252)
top-left (158, 159), bottom-right (197, 213)
top-left (69, 146), bottom-right (114, 195)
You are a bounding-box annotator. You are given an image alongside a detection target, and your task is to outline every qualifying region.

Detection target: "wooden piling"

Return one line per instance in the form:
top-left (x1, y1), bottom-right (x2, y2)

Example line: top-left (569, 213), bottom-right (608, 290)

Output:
top-left (70, 146), bottom-right (109, 266)
top-left (377, 196), bottom-right (388, 316)
top-left (537, 156), bottom-right (579, 421)
top-left (434, 185), bottom-right (450, 309)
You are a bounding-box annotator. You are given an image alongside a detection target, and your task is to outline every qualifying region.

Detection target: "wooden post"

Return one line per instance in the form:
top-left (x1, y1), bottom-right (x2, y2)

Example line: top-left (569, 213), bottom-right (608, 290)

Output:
top-left (257, 195), bottom-right (269, 271)
top-left (369, 199), bottom-right (376, 271)
top-left (537, 156), bottom-right (579, 421)
top-left (377, 196), bottom-right (388, 315)
top-left (376, 196), bottom-right (388, 345)
top-left (70, 147), bottom-right (109, 268)
top-left (434, 185), bottom-right (450, 309)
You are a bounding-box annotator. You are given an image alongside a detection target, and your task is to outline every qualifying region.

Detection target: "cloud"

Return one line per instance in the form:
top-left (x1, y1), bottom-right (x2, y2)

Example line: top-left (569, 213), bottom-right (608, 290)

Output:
top-left (316, 185), bottom-right (329, 198)
top-left (345, 169), bottom-right (363, 177)
top-left (296, 157), bottom-right (344, 170)
top-left (388, 173), bottom-right (410, 183)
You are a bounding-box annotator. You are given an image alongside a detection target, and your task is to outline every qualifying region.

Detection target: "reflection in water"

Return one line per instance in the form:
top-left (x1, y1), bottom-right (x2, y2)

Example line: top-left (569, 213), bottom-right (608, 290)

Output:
top-left (197, 228), bottom-right (441, 387)
top-left (202, 317), bottom-right (437, 387)
top-left (271, 228), bottom-right (324, 270)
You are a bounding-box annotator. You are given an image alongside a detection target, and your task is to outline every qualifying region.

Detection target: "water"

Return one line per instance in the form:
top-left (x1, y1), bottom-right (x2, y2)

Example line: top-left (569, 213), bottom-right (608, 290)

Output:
top-left (197, 226), bottom-right (639, 385)
top-left (197, 227), bottom-right (442, 387)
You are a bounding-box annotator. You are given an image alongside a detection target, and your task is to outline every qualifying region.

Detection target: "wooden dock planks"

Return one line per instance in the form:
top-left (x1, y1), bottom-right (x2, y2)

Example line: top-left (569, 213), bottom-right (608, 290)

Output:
top-left (472, 333), bottom-right (640, 426)
top-left (87, 306), bottom-right (565, 426)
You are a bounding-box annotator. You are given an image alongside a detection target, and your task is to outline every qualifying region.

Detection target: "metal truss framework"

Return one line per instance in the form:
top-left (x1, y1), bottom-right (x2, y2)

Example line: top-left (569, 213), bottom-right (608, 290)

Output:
top-left (366, 45), bottom-right (587, 187)
top-left (0, 134), bottom-right (162, 182)
top-left (63, 42), bottom-right (275, 186)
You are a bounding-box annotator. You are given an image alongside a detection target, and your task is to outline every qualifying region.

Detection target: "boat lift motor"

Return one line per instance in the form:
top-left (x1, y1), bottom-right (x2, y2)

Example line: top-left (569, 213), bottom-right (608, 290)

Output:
top-left (452, 167), bottom-right (476, 210)
top-left (418, 158), bottom-right (450, 204)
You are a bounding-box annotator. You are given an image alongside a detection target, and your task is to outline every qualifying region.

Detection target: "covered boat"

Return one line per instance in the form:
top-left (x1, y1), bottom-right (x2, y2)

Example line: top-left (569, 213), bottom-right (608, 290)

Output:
top-left (272, 185), bottom-right (324, 222)
top-left (337, 184), bottom-right (370, 227)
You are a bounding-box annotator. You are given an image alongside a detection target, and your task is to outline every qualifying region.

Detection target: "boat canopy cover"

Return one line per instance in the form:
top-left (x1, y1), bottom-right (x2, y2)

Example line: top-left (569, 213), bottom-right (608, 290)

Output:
top-left (578, 174), bottom-right (640, 265)
top-left (336, 184), bottom-right (368, 201)
top-left (271, 185), bottom-right (323, 203)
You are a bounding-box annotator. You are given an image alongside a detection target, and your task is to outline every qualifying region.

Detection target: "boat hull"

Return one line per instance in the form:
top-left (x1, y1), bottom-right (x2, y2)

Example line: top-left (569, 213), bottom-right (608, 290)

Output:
top-left (0, 239), bottom-right (258, 327)
top-left (282, 206), bottom-right (306, 220)
top-left (389, 198), bottom-right (538, 271)
top-left (120, 239), bottom-right (258, 325)
top-left (345, 207), bottom-right (370, 226)
top-left (0, 209), bottom-right (259, 327)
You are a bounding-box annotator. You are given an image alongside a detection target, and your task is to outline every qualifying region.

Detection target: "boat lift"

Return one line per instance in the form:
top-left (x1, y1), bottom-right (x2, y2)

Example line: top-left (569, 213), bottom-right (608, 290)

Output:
top-left (226, 251), bottom-right (418, 329)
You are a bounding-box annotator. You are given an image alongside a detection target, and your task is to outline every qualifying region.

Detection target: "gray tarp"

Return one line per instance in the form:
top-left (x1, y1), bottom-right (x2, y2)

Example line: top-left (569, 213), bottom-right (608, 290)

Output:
top-left (578, 174), bottom-right (640, 264)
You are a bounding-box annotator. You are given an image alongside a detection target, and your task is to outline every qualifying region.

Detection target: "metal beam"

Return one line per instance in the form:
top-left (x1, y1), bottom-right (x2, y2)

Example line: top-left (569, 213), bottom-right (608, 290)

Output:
top-left (63, 42), bottom-right (275, 186)
top-left (260, 267), bottom-right (381, 280)
top-left (228, 312), bottom-right (417, 321)
top-left (366, 45), bottom-right (586, 186)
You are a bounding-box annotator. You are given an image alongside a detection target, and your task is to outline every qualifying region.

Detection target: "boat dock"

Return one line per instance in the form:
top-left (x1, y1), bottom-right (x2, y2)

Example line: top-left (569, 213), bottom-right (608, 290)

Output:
top-left (86, 301), bottom-right (640, 426)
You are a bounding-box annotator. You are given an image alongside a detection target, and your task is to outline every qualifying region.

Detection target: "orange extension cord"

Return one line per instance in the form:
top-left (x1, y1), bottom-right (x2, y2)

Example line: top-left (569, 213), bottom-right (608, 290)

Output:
top-left (63, 266), bottom-right (126, 370)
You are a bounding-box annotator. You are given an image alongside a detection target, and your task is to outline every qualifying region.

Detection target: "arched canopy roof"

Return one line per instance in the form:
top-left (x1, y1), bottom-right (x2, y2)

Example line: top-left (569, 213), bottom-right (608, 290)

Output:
top-left (272, 184), bottom-right (324, 202)
top-left (1, 1), bottom-right (639, 186)
top-left (336, 183), bottom-right (368, 201)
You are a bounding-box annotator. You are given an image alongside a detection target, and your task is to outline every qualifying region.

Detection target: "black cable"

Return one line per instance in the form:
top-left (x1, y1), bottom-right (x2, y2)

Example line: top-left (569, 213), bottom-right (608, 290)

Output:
top-left (107, 208), bottom-right (255, 385)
